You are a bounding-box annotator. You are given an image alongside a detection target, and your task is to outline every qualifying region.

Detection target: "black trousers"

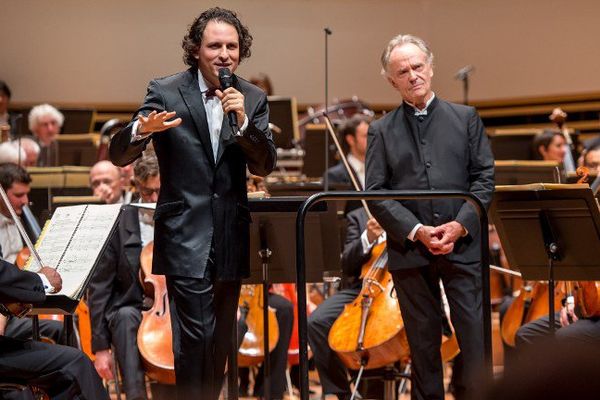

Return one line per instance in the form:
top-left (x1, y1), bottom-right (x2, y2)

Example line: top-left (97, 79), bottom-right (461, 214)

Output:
top-left (253, 293), bottom-right (294, 399)
top-left (307, 287), bottom-right (360, 398)
top-left (0, 336), bottom-right (108, 400)
top-left (516, 313), bottom-right (600, 347)
top-left (106, 305), bottom-right (146, 400)
top-left (5, 317), bottom-right (64, 344)
top-left (392, 258), bottom-right (483, 400)
top-left (166, 274), bottom-right (241, 400)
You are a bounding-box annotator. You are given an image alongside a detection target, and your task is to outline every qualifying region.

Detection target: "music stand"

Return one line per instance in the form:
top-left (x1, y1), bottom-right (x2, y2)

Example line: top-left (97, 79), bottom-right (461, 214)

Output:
top-left (490, 183), bottom-right (600, 331)
top-left (224, 197), bottom-right (334, 400)
top-left (267, 96), bottom-right (300, 149)
top-left (494, 160), bottom-right (562, 185)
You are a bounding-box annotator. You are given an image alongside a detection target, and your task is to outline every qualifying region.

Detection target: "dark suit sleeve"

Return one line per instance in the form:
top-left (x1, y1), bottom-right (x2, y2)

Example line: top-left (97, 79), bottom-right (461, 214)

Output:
top-left (0, 260), bottom-right (45, 304)
top-left (454, 109), bottom-right (495, 236)
top-left (109, 80), bottom-right (165, 167)
top-left (235, 93), bottom-right (277, 177)
top-left (87, 229), bottom-right (120, 352)
top-left (365, 122), bottom-right (421, 243)
top-left (341, 210), bottom-right (370, 278)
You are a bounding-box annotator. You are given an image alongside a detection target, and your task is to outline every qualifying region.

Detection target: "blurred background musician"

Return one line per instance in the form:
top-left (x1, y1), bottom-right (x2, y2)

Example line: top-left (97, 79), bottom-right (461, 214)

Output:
top-left (27, 103), bottom-right (63, 167)
top-left (87, 152), bottom-right (163, 400)
top-left (89, 160), bottom-right (127, 205)
top-left (532, 129), bottom-right (567, 165)
top-left (323, 113), bottom-right (371, 190)
top-left (308, 207), bottom-right (384, 400)
top-left (0, 162), bottom-right (65, 345)
top-left (0, 80), bottom-right (20, 140)
top-left (0, 259), bottom-right (109, 399)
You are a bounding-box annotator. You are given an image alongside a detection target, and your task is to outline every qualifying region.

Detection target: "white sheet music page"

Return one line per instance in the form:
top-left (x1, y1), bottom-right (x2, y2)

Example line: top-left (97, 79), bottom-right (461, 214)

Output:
top-left (25, 203), bottom-right (122, 298)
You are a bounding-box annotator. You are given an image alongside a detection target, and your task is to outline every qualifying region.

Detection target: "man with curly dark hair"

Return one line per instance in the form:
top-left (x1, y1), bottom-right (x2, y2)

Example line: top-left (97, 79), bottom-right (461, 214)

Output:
top-left (109, 6), bottom-right (276, 400)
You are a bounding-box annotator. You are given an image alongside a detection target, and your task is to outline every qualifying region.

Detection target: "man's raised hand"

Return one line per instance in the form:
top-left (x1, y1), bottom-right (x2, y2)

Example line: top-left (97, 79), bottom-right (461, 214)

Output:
top-left (138, 110), bottom-right (182, 134)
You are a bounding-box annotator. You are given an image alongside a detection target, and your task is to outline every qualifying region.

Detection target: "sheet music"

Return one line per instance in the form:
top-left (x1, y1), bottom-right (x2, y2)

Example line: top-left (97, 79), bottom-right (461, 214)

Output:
top-left (25, 203), bottom-right (122, 298)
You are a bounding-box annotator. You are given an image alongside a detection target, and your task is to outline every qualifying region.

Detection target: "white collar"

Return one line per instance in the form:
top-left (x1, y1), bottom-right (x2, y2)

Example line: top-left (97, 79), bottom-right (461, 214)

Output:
top-left (406, 92), bottom-right (435, 115)
top-left (197, 70), bottom-right (217, 94)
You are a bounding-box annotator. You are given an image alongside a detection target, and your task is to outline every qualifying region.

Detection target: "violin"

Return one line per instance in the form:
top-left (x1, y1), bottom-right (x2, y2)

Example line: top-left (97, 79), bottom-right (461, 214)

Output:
top-left (136, 241), bottom-right (175, 384)
top-left (237, 284), bottom-right (280, 367)
top-left (549, 107), bottom-right (577, 173)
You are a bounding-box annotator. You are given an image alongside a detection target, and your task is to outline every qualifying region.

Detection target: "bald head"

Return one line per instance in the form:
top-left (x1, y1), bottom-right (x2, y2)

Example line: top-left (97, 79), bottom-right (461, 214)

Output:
top-left (90, 160), bottom-right (123, 204)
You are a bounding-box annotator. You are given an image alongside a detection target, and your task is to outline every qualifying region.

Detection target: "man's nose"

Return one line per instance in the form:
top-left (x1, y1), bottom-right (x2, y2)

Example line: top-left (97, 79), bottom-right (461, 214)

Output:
top-left (150, 192), bottom-right (159, 202)
top-left (218, 45), bottom-right (229, 59)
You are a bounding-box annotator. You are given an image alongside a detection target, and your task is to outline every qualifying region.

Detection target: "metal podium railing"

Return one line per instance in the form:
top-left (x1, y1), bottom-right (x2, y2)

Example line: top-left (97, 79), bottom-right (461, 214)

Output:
top-left (295, 191), bottom-right (491, 400)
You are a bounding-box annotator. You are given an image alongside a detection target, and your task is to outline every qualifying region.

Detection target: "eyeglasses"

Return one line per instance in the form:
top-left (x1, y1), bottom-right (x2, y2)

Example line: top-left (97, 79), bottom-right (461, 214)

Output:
top-left (138, 187), bottom-right (160, 196)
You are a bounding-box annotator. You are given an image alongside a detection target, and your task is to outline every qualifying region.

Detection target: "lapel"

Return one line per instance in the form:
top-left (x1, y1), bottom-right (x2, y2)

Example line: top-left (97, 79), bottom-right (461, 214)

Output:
top-left (178, 68), bottom-right (216, 166)
top-left (215, 74), bottom-right (243, 167)
top-left (122, 207), bottom-right (142, 272)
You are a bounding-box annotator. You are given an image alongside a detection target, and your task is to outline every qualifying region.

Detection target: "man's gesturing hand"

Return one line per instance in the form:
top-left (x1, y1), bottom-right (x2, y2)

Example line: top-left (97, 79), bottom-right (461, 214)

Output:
top-left (138, 110), bottom-right (182, 134)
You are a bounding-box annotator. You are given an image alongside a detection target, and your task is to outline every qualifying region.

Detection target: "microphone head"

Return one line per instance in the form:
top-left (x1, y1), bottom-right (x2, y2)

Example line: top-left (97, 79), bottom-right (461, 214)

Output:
top-left (218, 68), bottom-right (233, 89)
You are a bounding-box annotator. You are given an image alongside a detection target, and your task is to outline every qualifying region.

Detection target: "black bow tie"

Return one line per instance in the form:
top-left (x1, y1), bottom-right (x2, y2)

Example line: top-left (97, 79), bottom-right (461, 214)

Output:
top-left (204, 88), bottom-right (219, 98)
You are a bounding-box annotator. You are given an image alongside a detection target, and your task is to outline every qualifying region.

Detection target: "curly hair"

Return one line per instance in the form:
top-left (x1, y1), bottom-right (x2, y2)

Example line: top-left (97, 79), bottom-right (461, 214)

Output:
top-left (182, 7), bottom-right (253, 68)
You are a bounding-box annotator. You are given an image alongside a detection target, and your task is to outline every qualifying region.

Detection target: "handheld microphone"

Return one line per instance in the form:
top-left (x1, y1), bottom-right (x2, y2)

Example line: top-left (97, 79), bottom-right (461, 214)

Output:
top-left (218, 68), bottom-right (238, 130)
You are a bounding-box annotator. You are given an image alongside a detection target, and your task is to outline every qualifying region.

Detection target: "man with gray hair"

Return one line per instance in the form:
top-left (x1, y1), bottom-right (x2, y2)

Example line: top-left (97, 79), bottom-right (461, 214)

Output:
top-left (28, 103), bottom-right (64, 166)
top-left (365, 34), bottom-right (494, 400)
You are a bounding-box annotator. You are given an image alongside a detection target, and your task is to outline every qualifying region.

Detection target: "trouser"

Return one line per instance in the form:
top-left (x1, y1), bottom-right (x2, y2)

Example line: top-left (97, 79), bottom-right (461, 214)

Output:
top-left (307, 287), bottom-right (360, 398)
top-left (107, 306), bottom-right (146, 400)
top-left (391, 258), bottom-right (484, 400)
top-left (5, 317), bottom-right (66, 345)
top-left (166, 274), bottom-right (241, 400)
top-left (0, 336), bottom-right (108, 400)
top-left (516, 313), bottom-right (600, 347)
top-left (253, 293), bottom-right (294, 399)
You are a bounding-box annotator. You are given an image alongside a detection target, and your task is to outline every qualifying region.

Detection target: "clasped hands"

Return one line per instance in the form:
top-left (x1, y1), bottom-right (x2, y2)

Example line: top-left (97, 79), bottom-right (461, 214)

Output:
top-left (415, 221), bottom-right (465, 255)
top-left (137, 87), bottom-right (246, 134)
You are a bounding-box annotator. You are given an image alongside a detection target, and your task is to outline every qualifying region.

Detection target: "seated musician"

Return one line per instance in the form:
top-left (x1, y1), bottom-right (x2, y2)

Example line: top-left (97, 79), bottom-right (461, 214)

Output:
top-left (0, 163), bottom-right (64, 344)
top-left (308, 207), bottom-right (384, 400)
top-left (323, 113), bottom-right (371, 189)
top-left (0, 258), bottom-right (108, 399)
top-left (515, 288), bottom-right (600, 347)
top-left (239, 175), bottom-right (294, 400)
top-left (27, 104), bottom-right (63, 167)
top-left (581, 142), bottom-right (600, 174)
top-left (88, 152), bottom-right (162, 400)
top-left (89, 160), bottom-right (127, 205)
top-left (532, 129), bottom-right (567, 164)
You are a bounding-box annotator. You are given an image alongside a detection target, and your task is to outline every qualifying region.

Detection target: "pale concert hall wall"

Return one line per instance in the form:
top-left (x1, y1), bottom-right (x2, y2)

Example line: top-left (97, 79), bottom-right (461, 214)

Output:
top-left (2, 0), bottom-right (600, 106)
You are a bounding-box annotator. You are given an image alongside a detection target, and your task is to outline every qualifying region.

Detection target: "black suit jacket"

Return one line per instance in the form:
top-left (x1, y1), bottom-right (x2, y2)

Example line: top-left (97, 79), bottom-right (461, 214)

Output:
top-left (110, 68), bottom-right (276, 280)
top-left (341, 208), bottom-right (370, 280)
top-left (0, 260), bottom-right (45, 304)
top-left (365, 97), bottom-right (494, 270)
top-left (87, 206), bottom-right (144, 352)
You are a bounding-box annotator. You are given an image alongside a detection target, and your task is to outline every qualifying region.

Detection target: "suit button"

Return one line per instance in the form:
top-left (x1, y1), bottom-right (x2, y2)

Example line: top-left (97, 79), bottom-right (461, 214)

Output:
top-left (425, 162), bottom-right (431, 168)
top-left (421, 139), bottom-right (426, 145)
top-left (212, 193), bottom-right (219, 199)
top-left (418, 116), bottom-right (424, 122)
top-left (434, 212), bottom-right (440, 219)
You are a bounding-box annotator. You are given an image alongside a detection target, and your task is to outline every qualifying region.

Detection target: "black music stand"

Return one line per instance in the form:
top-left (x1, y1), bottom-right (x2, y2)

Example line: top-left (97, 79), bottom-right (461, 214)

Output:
top-left (494, 160), bottom-right (562, 185)
top-left (491, 184), bottom-right (600, 331)
top-left (224, 197), bottom-right (336, 400)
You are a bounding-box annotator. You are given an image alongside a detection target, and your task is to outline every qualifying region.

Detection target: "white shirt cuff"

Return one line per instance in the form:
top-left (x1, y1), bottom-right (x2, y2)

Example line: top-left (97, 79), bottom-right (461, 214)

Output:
top-left (236, 114), bottom-right (249, 136)
top-left (407, 223), bottom-right (423, 242)
top-left (360, 229), bottom-right (377, 254)
top-left (37, 273), bottom-right (54, 294)
top-left (130, 120), bottom-right (152, 143)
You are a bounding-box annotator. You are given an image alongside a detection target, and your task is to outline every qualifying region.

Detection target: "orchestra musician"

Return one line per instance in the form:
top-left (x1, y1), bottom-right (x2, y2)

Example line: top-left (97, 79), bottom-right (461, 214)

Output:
top-left (89, 160), bottom-right (128, 205)
top-left (0, 80), bottom-right (20, 140)
top-left (0, 163), bottom-right (64, 344)
top-left (87, 152), bottom-right (167, 400)
top-left (532, 129), bottom-right (567, 164)
top-left (27, 104), bottom-right (63, 167)
top-left (109, 7), bottom-right (276, 399)
top-left (0, 249), bottom-right (108, 398)
top-left (365, 34), bottom-right (494, 399)
top-left (308, 207), bottom-right (384, 400)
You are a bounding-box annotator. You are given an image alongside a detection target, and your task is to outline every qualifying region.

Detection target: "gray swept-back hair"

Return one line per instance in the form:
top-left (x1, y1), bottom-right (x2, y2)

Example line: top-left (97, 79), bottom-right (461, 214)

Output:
top-left (380, 34), bottom-right (434, 76)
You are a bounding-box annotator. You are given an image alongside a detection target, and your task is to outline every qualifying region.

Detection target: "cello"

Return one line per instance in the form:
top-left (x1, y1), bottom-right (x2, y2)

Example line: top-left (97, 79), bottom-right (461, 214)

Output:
top-left (136, 241), bottom-right (175, 384)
